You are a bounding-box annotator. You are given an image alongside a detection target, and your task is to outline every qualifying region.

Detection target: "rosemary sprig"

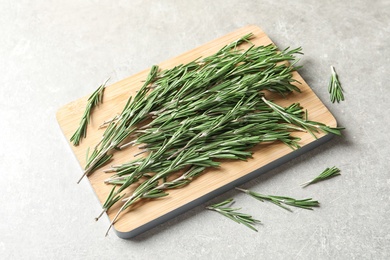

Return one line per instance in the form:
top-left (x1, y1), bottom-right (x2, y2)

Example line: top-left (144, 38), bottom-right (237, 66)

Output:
top-left (261, 96), bottom-right (344, 138)
top-left (206, 198), bottom-right (261, 232)
top-left (70, 79), bottom-right (108, 146)
top-left (328, 66), bottom-right (344, 103)
top-left (301, 166), bottom-right (341, 187)
top-left (236, 188), bottom-right (319, 211)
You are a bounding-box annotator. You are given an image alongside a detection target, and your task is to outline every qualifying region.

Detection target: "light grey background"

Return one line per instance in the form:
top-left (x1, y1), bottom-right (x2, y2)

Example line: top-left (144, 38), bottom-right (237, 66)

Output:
top-left (1, 0), bottom-right (389, 259)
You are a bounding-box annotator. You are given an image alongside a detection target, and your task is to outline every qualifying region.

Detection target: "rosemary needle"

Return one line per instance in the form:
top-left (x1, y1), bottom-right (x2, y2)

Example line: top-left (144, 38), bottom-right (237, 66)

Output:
top-left (206, 198), bottom-right (261, 232)
top-left (236, 188), bottom-right (319, 211)
top-left (70, 79), bottom-right (108, 146)
top-left (301, 166), bottom-right (341, 187)
top-left (328, 66), bottom-right (344, 103)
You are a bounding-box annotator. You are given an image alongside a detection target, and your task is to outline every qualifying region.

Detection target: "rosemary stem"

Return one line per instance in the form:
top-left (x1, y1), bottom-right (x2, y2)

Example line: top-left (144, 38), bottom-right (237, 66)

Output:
top-left (99, 115), bottom-right (119, 129)
top-left (79, 146), bottom-right (111, 183)
top-left (119, 140), bottom-right (136, 150)
top-left (95, 209), bottom-right (106, 221)
top-left (103, 168), bottom-right (116, 173)
top-left (235, 187), bottom-right (248, 193)
top-left (105, 203), bottom-right (126, 236)
top-left (331, 65), bottom-right (336, 74)
top-left (300, 180), bottom-right (313, 187)
top-left (134, 149), bottom-right (148, 157)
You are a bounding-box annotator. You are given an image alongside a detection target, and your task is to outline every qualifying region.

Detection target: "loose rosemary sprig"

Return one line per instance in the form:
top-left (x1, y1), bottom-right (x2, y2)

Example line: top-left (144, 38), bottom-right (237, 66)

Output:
top-left (236, 188), bottom-right (319, 211)
top-left (206, 198), bottom-right (261, 232)
top-left (70, 79), bottom-right (108, 146)
top-left (328, 66), bottom-right (344, 103)
top-left (301, 166), bottom-right (341, 187)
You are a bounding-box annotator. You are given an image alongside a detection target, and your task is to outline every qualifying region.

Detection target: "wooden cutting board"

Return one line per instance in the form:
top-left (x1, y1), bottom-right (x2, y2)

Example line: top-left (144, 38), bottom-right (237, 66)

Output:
top-left (56, 25), bottom-right (337, 238)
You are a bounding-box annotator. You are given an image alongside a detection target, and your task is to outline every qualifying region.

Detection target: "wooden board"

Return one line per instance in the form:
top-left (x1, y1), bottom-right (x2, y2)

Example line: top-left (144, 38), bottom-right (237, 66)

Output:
top-left (56, 25), bottom-right (337, 238)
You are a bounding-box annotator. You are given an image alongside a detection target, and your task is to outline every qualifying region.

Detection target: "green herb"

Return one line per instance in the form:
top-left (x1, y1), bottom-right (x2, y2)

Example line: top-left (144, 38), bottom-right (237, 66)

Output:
top-left (75, 34), bottom-right (341, 235)
top-left (236, 188), bottom-right (319, 211)
top-left (261, 96), bottom-right (344, 138)
top-left (328, 66), bottom-right (344, 103)
top-left (206, 198), bottom-right (261, 232)
top-left (99, 105), bottom-right (304, 225)
top-left (78, 65), bottom-right (160, 183)
top-left (81, 34), bottom-right (307, 183)
top-left (70, 79), bottom-right (108, 146)
top-left (301, 166), bottom-right (341, 187)
top-left (103, 166), bottom-right (209, 235)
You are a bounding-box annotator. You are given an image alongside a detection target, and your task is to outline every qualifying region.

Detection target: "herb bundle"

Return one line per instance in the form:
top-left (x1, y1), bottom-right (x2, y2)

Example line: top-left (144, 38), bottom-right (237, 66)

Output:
top-left (74, 34), bottom-right (341, 235)
top-left (206, 198), bottom-right (261, 232)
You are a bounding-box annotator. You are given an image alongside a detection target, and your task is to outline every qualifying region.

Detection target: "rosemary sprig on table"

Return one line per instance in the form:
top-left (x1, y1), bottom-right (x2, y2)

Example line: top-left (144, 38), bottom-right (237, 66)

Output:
top-left (70, 79), bottom-right (108, 146)
top-left (328, 66), bottom-right (344, 103)
top-left (301, 166), bottom-right (341, 187)
top-left (206, 198), bottom-right (261, 232)
top-left (236, 188), bottom-right (319, 211)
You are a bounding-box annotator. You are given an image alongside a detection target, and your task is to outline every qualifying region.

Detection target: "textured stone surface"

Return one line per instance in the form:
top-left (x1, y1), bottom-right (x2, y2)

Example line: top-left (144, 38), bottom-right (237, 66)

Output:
top-left (1, 0), bottom-right (389, 259)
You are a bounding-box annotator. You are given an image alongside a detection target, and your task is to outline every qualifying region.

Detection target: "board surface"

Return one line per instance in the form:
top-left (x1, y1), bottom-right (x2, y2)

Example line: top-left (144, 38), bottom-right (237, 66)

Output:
top-left (56, 25), bottom-right (337, 238)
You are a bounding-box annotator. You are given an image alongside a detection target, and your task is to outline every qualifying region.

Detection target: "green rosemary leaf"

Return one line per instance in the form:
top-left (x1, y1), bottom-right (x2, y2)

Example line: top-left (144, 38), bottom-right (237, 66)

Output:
top-left (104, 186), bottom-right (117, 206)
top-left (164, 179), bottom-right (191, 189)
top-left (85, 146), bottom-right (90, 163)
top-left (301, 166), bottom-right (341, 187)
top-left (236, 188), bottom-right (319, 211)
top-left (318, 124), bottom-right (345, 135)
top-left (70, 79), bottom-right (108, 146)
top-left (328, 66), bottom-right (344, 103)
top-left (206, 198), bottom-right (260, 232)
top-left (141, 189), bottom-right (169, 199)
top-left (210, 198), bottom-right (235, 208)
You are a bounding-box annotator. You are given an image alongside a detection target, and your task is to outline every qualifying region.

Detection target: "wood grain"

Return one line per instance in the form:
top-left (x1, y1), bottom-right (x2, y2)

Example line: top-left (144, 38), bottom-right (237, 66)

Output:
top-left (56, 25), bottom-right (337, 237)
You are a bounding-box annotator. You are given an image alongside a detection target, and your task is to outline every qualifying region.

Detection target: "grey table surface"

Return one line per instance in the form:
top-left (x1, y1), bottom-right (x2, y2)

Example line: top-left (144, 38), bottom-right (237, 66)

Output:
top-left (1, 0), bottom-right (389, 259)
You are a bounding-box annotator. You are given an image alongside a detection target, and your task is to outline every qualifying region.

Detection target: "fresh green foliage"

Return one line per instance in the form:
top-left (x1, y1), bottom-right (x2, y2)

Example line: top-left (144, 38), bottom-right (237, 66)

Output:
top-left (206, 198), bottom-right (261, 232)
top-left (261, 96), bottom-right (344, 138)
top-left (301, 166), bottom-right (341, 187)
top-left (328, 66), bottom-right (344, 103)
top-left (76, 34), bottom-right (342, 235)
top-left (81, 34), bottom-right (308, 182)
top-left (236, 188), bottom-right (319, 211)
top-left (70, 79), bottom-right (108, 146)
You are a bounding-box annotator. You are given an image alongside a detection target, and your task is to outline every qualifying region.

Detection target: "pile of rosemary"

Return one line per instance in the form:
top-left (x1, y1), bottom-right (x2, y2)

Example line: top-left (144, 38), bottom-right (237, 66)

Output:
top-left (72, 33), bottom-right (342, 235)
